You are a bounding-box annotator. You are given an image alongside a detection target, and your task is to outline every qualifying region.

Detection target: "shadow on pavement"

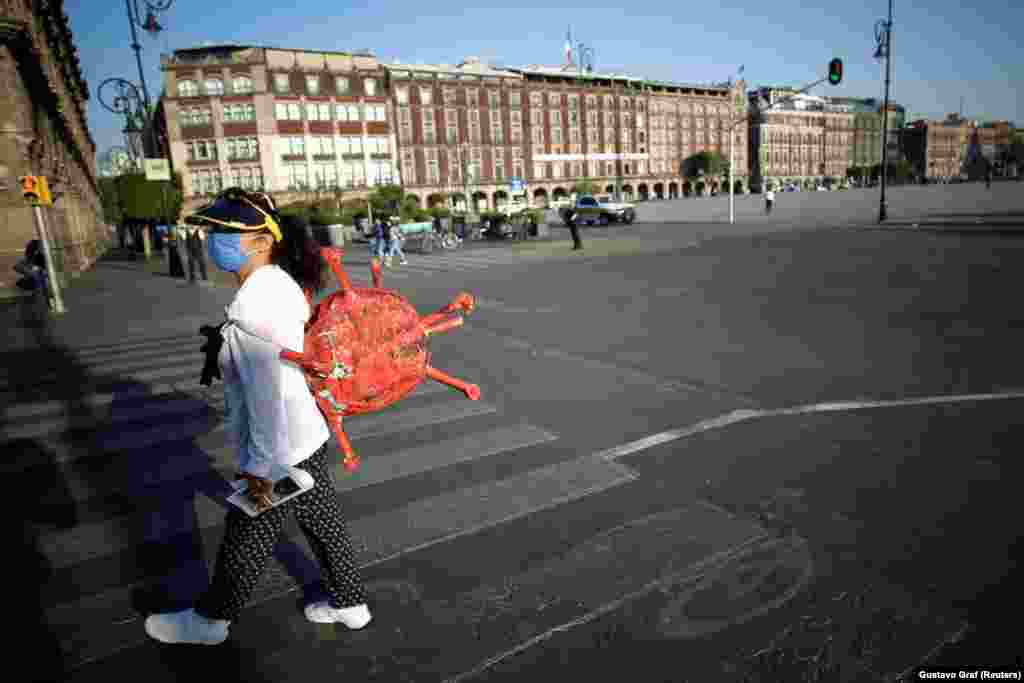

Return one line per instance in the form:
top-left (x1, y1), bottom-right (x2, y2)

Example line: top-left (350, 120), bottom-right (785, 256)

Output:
top-left (0, 300), bottom-right (322, 680)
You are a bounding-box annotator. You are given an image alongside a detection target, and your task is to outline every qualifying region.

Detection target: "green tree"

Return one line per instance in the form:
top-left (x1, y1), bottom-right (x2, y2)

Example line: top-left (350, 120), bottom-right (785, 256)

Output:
top-left (115, 172), bottom-right (184, 224)
top-left (572, 180), bottom-right (600, 196)
top-left (98, 176), bottom-right (124, 225)
top-left (682, 151), bottom-right (729, 179)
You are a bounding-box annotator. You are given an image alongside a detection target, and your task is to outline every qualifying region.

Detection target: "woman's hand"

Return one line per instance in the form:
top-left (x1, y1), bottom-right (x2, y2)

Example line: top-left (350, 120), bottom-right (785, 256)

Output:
top-left (236, 473), bottom-right (274, 513)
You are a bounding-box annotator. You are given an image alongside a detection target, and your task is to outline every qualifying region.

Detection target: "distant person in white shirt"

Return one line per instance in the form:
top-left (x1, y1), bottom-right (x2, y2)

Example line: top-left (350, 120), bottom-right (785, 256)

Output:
top-left (765, 188), bottom-right (776, 214)
top-left (144, 188), bottom-right (371, 646)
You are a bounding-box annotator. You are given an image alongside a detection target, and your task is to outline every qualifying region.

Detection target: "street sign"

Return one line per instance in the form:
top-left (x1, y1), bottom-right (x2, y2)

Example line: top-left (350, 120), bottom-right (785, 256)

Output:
top-left (144, 158), bottom-right (171, 181)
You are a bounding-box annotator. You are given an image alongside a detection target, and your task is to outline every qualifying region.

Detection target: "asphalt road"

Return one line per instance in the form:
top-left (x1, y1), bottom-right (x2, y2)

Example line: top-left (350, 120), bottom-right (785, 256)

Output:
top-left (11, 181), bottom-right (1024, 681)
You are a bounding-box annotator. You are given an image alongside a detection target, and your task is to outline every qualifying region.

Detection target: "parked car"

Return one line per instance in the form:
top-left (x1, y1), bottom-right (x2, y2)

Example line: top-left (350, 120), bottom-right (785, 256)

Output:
top-left (560, 195), bottom-right (637, 226)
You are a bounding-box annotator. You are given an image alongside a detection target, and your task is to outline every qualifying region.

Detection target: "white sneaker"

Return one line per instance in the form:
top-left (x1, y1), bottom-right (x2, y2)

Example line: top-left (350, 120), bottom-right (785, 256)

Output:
top-left (144, 608), bottom-right (230, 645)
top-left (400, 259), bottom-right (408, 265)
top-left (304, 602), bottom-right (372, 629)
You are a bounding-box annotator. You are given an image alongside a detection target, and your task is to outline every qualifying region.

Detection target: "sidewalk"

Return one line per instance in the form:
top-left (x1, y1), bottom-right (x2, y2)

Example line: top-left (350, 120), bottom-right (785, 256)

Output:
top-left (0, 247), bottom-right (236, 354)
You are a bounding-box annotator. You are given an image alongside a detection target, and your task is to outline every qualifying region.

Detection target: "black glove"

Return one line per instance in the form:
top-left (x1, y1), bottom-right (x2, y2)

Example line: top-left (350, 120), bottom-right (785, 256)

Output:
top-left (199, 323), bottom-right (225, 387)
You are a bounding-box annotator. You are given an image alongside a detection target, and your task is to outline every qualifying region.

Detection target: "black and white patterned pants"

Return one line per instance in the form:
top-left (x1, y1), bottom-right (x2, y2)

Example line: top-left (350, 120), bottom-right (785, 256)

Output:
top-left (196, 444), bottom-right (367, 621)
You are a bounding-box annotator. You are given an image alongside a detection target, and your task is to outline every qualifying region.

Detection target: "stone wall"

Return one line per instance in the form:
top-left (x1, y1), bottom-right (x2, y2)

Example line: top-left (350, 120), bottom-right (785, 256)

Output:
top-left (0, 33), bottom-right (109, 300)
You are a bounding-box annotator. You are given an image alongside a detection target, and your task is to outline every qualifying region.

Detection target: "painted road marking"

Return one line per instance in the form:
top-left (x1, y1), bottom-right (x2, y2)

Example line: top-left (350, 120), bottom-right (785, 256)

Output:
top-left (445, 387), bottom-right (1024, 681)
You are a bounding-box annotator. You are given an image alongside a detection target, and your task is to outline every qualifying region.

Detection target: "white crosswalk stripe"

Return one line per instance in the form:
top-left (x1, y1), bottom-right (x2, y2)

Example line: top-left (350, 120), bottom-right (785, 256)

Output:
top-left (4, 330), bottom-right (633, 673)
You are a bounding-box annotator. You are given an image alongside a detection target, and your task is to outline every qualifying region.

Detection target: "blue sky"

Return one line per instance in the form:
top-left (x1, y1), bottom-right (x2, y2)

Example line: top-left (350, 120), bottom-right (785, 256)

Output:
top-left (66, 0), bottom-right (1023, 160)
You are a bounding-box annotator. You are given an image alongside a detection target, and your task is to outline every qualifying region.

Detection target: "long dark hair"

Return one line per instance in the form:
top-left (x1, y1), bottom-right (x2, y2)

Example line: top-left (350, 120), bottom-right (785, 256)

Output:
top-left (268, 214), bottom-right (327, 295)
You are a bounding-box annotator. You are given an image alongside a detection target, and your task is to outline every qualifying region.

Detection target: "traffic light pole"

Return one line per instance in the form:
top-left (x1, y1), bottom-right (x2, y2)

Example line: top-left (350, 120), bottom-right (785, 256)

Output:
top-left (32, 204), bottom-right (66, 314)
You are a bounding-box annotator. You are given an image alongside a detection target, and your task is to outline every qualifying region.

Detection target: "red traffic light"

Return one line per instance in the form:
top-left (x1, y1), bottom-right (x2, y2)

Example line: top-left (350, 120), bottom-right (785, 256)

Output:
top-left (828, 58), bottom-right (843, 85)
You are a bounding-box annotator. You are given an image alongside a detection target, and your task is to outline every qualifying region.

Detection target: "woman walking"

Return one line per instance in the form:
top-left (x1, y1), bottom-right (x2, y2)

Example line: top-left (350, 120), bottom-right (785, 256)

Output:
top-left (144, 188), bottom-right (371, 645)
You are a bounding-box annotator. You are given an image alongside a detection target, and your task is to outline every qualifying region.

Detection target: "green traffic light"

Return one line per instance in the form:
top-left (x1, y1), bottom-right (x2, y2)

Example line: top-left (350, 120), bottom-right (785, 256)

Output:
top-left (828, 58), bottom-right (843, 85)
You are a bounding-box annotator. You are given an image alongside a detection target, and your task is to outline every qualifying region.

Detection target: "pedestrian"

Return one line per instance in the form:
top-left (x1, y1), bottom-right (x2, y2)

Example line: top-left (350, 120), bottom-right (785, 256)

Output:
top-left (144, 188), bottom-right (371, 646)
top-left (167, 225), bottom-right (186, 278)
top-left (565, 209), bottom-right (583, 250)
top-left (986, 169), bottom-right (992, 189)
top-left (13, 239), bottom-right (50, 307)
top-left (765, 188), bottom-right (775, 215)
top-left (388, 219), bottom-right (408, 266)
top-left (380, 217), bottom-right (394, 267)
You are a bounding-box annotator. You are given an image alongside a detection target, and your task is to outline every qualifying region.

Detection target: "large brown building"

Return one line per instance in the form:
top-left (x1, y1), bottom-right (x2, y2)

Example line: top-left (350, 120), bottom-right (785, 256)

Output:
top-left (159, 44), bottom-right (393, 212)
top-left (389, 57), bottom-right (747, 208)
top-left (749, 87), bottom-right (864, 190)
top-left (901, 116), bottom-right (1003, 183)
top-left (1, 0), bottom-right (107, 299)
top-left (157, 44), bottom-right (746, 211)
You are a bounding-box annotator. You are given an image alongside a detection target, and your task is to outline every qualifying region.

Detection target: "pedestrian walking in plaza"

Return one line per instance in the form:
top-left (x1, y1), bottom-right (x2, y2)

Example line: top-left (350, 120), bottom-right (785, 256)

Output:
top-left (565, 210), bottom-right (583, 250)
top-left (380, 218), bottom-right (394, 267)
top-left (765, 188), bottom-right (775, 215)
top-left (186, 225), bottom-right (209, 283)
top-left (167, 225), bottom-right (186, 278)
top-left (388, 220), bottom-right (408, 266)
top-left (144, 188), bottom-right (371, 646)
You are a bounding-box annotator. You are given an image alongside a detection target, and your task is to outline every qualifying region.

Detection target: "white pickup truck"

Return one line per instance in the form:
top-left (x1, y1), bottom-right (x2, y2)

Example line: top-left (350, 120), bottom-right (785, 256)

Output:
top-left (560, 195), bottom-right (637, 226)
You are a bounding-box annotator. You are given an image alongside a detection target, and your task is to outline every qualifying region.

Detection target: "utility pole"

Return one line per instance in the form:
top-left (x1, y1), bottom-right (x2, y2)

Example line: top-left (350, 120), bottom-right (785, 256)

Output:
top-left (876, 0), bottom-right (894, 222)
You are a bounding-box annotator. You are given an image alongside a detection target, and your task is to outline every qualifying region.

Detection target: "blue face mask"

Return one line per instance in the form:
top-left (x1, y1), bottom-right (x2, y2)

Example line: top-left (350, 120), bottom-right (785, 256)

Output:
top-left (206, 233), bottom-right (250, 273)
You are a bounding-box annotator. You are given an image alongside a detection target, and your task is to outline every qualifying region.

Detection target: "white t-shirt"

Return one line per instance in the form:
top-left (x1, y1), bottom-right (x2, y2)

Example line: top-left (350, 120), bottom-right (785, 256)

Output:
top-left (766, 190), bottom-right (776, 201)
top-left (218, 265), bottom-right (330, 478)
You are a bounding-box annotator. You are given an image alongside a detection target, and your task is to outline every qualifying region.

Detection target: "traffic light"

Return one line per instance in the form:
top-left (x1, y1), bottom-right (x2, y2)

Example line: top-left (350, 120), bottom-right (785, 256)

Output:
top-left (18, 175), bottom-right (53, 205)
top-left (828, 58), bottom-right (843, 86)
top-left (20, 175), bottom-right (39, 202)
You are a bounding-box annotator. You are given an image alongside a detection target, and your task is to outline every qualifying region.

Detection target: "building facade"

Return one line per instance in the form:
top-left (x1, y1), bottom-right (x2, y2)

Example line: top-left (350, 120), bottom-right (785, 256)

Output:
top-left (159, 44), bottom-right (395, 212)
top-left (1, 0), bottom-right (107, 299)
top-left (898, 115), bottom-right (1003, 181)
top-left (748, 87), bottom-right (860, 190)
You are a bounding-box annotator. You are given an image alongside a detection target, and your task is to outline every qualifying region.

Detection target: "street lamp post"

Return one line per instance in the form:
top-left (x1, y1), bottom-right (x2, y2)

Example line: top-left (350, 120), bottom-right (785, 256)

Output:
top-left (874, 0), bottom-right (894, 222)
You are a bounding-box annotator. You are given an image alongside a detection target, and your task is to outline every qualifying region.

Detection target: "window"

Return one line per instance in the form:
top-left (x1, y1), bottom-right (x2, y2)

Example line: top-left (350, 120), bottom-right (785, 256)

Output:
top-left (342, 161), bottom-right (365, 187)
top-left (446, 109), bottom-right (458, 143)
top-left (371, 104), bottom-right (386, 121)
top-left (283, 136), bottom-right (305, 156)
top-left (531, 127), bottom-right (543, 144)
top-left (287, 164), bottom-right (309, 190)
top-left (419, 87), bottom-right (432, 105)
top-left (286, 103), bottom-right (301, 120)
top-left (569, 128), bottom-right (581, 144)
top-left (426, 148), bottom-right (439, 183)
top-left (311, 136), bottom-right (334, 156)
top-left (587, 111), bottom-right (597, 127)
top-left (569, 110), bottom-right (580, 127)
top-left (638, 100), bottom-right (645, 113)
top-left (605, 111), bottom-right (615, 128)
top-left (305, 75), bottom-right (320, 95)
top-left (551, 127), bottom-right (562, 144)
top-left (530, 110), bottom-right (543, 126)
top-left (466, 88), bottom-right (478, 106)
top-left (509, 90), bottom-right (521, 107)
top-left (534, 163), bottom-right (545, 180)
top-left (364, 78), bottom-right (377, 96)
top-left (551, 110), bottom-right (562, 126)
top-left (443, 88), bottom-right (456, 105)
top-left (488, 90), bottom-right (500, 109)
top-left (588, 128), bottom-right (599, 144)
top-left (204, 78), bottom-right (223, 96)
top-left (336, 104), bottom-right (361, 122)
top-left (226, 137), bottom-right (258, 160)
top-left (494, 150), bottom-right (504, 181)
top-left (568, 95), bottom-right (578, 110)
top-left (313, 164), bottom-right (338, 189)
top-left (275, 103), bottom-right (288, 120)
top-left (177, 79), bottom-right (198, 97)
top-left (223, 104), bottom-right (255, 122)
top-left (548, 91), bottom-right (560, 107)
top-left (338, 137), bottom-right (363, 155)
top-left (307, 103), bottom-right (321, 121)
top-left (190, 168), bottom-right (222, 195)
top-left (335, 76), bottom-right (350, 94)
top-left (529, 92), bottom-right (542, 107)
top-left (512, 150), bottom-right (524, 180)
top-left (231, 166), bottom-right (263, 191)
top-left (186, 140), bottom-right (218, 161)
top-left (401, 150), bottom-right (415, 184)
top-left (605, 95), bottom-right (614, 109)
top-left (181, 108), bottom-right (212, 126)
top-left (232, 76), bottom-right (252, 94)
top-left (551, 162), bottom-right (561, 178)
top-left (491, 117), bottom-right (503, 144)
top-left (586, 95), bottom-right (596, 109)
top-left (273, 73), bottom-right (289, 93)
top-left (422, 107), bottom-right (435, 144)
